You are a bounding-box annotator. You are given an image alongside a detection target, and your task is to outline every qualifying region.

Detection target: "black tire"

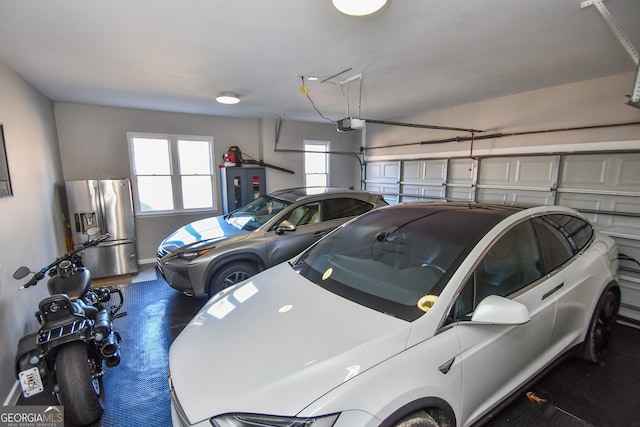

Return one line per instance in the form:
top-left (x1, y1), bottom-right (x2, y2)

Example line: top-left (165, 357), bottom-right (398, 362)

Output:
top-left (581, 287), bottom-right (620, 363)
top-left (55, 342), bottom-right (104, 426)
top-left (209, 261), bottom-right (258, 296)
top-left (394, 410), bottom-right (440, 427)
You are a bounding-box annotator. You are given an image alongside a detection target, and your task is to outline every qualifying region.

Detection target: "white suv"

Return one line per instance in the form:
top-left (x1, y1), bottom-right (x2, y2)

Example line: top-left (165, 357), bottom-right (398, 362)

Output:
top-left (168, 202), bottom-right (619, 427)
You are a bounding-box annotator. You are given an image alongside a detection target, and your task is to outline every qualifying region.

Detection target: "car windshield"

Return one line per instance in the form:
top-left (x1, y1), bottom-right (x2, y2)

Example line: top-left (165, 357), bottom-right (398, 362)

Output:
top-left (225, 195), bottom-right (291, 231)
top-left (292, 205), bottom-right (507, 321)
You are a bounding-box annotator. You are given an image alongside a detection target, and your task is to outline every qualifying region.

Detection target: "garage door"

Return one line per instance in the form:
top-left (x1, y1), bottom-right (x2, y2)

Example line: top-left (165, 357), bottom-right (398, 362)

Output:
top-left (364, 152), bottom-right (640, 321)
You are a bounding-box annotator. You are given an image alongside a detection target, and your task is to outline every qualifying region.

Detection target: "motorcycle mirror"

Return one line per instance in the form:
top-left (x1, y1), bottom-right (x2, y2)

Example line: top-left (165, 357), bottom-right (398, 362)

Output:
top-left (13, 266), bottom-right (31, 280)
top-left (86, 226), bottom-right (101, 237)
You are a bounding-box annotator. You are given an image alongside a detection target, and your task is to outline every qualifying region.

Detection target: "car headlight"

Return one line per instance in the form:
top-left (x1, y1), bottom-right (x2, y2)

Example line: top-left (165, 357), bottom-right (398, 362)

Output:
top-left (178, 248), bottom-right (212, 260)
top-left (210, 413), bottom-right (339, 427)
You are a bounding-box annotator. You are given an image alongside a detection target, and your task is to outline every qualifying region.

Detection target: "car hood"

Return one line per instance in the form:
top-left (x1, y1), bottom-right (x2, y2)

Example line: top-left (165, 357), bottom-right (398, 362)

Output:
top-left (159, 216), bottom-right (246, 252)
top-left (169, 263), bottom-right (411, 424)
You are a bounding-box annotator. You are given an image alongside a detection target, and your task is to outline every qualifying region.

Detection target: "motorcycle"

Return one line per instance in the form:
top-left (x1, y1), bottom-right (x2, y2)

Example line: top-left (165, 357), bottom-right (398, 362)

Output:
top-left (13, 228), bottom-right (127, 426)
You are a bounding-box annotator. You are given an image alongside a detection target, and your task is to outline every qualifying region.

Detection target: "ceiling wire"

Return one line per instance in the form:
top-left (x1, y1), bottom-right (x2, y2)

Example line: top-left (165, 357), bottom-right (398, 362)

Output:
top-left (300, 76), bottom-right (335, 123)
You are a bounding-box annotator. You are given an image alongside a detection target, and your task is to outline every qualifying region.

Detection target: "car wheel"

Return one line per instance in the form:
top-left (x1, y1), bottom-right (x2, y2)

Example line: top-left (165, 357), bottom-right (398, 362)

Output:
top-left (209, 261), bottom-right (258, 296)
top-left (581, 287), bottom-right (620, 363)
top-left (394, 410), bottom-right (439, 427)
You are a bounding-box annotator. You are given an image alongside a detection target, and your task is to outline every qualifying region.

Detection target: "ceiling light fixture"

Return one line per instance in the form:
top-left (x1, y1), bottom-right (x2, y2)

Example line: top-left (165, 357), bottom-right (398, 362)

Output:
top-left (332, 0), bottom-right (387, 16)
top-left (216, 93), bottom-right (240, 104)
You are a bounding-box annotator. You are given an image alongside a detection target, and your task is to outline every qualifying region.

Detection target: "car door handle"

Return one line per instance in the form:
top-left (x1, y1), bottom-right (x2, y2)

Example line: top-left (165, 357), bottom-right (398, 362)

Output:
top-left (313, 231), bottom-right (327, 237)
top-left (542, 283), bottom-right (564, 300)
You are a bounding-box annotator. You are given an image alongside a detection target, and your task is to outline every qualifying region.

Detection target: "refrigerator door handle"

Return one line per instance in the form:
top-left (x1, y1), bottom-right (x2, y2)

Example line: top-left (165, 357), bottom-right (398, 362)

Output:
top-left (97, 182), bottom-right (108, 235)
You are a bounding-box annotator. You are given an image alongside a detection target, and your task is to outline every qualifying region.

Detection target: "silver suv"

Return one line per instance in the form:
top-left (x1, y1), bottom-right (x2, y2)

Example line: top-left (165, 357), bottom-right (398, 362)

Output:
top-left (157, 187), bottom-right (387, 298)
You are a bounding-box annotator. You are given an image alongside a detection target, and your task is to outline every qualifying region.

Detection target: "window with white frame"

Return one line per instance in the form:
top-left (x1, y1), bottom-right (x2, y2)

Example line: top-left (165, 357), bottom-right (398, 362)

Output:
top-left (127, 133), bottom-right (216, 215)
top-left (304, 140), bottom-right (329, 187)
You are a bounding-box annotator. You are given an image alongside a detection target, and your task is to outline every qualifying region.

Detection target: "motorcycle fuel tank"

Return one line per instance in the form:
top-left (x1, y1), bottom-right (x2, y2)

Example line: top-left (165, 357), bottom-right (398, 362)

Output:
top-left (47, 268), bottom-right (91, 299)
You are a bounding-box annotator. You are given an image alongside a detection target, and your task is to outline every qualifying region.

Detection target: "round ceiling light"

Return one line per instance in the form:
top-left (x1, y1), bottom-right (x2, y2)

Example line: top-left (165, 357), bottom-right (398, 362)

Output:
top-left (216, 93), bottom-right (240, 104)
top-left (332, 0), bottom-right (387, 16)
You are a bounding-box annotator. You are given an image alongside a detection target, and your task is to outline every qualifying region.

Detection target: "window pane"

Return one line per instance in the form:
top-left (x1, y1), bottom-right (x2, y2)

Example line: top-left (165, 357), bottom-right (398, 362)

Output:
top-left (137, 176), bottom-right (173, 211)
top-left (132, 137), bottom-right (171, 175)
top-left (182, 176), bottom-right (213, 209)
top-left (534, 216), bottom-right (573, 274)
top-left (475, 220), bottom-right (542, 302)
top-left (323, 198), bottom-right (372, 220)
top-left (305, 152), bottom-right (326, 174)
top-left (305, 144), bottom-right (325, 152)
top-left (306, 174), bottom-right (327, 187)
top-left (179, 139), bottom-right (211, 175)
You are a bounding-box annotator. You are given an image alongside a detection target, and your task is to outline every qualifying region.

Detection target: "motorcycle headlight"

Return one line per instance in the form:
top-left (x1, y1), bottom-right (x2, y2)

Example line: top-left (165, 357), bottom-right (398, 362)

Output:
top-left (210, 413), bottom-right (339, 427)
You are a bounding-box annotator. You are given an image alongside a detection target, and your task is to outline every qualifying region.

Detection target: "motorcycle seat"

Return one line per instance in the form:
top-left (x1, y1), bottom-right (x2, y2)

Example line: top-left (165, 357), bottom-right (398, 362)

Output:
top-left (38, 294), bottom-right (86, 327)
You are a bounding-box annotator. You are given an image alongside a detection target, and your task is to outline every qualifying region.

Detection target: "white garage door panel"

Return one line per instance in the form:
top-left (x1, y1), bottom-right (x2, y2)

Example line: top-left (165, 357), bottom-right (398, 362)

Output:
top-left (403, 159), bottom-right (447, 183)
top-left (560, 155), bottom-right (609, 188)
top-left (401, 160), bottom-right (447, 202)
top-left (447, 159), bottom-right (476, 185)
top-left (620, 279), bottom-right (640, 321)
top-left (479, 156), bottom-right (556, 188)
top-left (555, 153), bottom-right (640, 321)
top-left (365, 183), bottom-right (400, 204)
top-left (556, 194), bottom-right (640, 234)
top-left (366, 161), bottom-right (400, 181)
top-left (480, 157), bottom-right (511, 183)
top-left (477, 189), bottom-right (555, 205)
top-left (402, 185), bottom-right (445, 201)
top-left (365, 161), bottom-right (401, 204)
top-left (445, 158), bottom-right (476, 201)
top-left (557, 193), bottom-right (603, 212)
top-left (560, 153), bottom-right (640, 192)
top-left (447, 187), bottom-right (475, 201)
top-left (615, 237), bottom-right (640, 321)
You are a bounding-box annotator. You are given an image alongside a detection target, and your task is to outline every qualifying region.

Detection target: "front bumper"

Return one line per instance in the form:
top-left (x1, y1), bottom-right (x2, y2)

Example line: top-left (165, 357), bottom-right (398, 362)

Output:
top-left (169, 368), bottom-right (197, 427)
top-left (157, 256), bottom-right (195, 295)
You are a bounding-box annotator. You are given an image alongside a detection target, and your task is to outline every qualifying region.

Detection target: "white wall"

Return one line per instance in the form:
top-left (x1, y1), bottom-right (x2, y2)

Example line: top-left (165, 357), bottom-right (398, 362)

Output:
top-left (259, 118), bottom-right (361, 191)
top-left (54, 104), bottom-right (362, 261)
top-left (0, 61), bottom-right (65, 402)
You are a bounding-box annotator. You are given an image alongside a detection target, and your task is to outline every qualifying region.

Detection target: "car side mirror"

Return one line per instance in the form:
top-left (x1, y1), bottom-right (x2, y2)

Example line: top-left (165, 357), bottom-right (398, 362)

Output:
top-left (276, 220), bottom-right (296, 235)
top-left (471, 295), bottom-right (530, 325)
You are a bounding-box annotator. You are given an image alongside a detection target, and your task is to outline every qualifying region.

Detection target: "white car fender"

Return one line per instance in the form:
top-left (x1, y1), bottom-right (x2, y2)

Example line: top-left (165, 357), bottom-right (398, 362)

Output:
top-left (297, 327), bottom-right (463, 426)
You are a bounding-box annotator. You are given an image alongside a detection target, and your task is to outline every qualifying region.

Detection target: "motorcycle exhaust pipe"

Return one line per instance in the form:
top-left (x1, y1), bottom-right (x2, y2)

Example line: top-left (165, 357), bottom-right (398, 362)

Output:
top-left (94, 310), bottom-right (112, 342)
top-left (105, 349), bottom-right (121, 368)
top-left (100, 332), bottom-right (119, 357)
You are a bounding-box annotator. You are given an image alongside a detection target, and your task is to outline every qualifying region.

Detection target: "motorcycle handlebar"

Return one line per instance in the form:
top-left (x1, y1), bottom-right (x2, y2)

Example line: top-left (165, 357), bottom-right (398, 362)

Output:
top-left (20, 272), bottom-right (43, 289)
top-left (20, 233), bottom-right (111, 289)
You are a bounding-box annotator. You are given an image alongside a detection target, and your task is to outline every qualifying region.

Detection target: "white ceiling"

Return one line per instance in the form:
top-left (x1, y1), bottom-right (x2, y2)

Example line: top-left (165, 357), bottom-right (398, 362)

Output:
top-left (1, 0), bottom-right (639, 124)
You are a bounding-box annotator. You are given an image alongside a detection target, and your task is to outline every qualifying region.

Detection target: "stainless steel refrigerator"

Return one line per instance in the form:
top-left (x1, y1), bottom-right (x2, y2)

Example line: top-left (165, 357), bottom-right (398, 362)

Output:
top-left (65, 179), bottom-right (139, 278)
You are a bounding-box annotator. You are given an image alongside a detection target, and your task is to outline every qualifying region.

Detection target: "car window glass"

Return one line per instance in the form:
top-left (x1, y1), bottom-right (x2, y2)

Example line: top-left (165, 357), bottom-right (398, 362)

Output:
top-left (322, 198), bottom-right (373, 221)
top-left (533, 216), bottom-right (574, 274)
top-left (540, 214), bottom-right (593, 254)
top-left (293, 206), bottom-right (509, 321)
top-left (226, 196), bottom-right (290, 231)
top-left (450, 220), bottom-right (543, 322)
top-left (280, 202), bottom-right (322, 226)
